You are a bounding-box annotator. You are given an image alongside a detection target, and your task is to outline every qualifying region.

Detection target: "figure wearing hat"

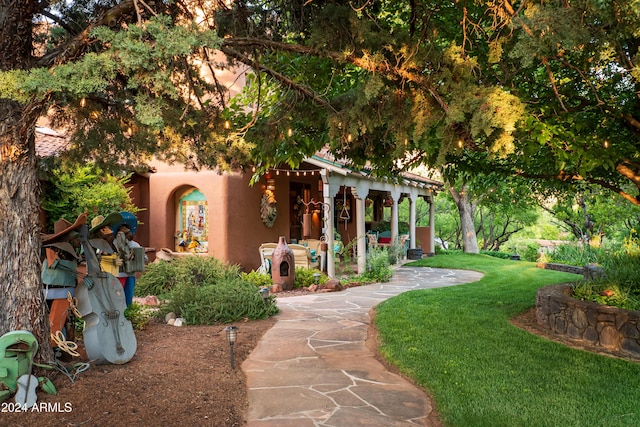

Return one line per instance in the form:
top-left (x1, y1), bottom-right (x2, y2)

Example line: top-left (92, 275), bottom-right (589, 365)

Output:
top-left (89, 213), bottom-right (123, 276)
top-left (111, 212), bottom-right (146, 307)
top-left (41, 213), bottom-right (87, 343)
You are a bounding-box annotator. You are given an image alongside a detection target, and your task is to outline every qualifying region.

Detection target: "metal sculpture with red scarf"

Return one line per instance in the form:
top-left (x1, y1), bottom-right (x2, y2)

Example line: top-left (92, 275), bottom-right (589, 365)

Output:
top-left (75, 223), bottom-right (137, 364)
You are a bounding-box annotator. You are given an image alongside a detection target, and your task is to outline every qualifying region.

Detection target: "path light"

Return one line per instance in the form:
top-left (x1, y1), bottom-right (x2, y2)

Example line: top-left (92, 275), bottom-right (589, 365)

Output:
top-left (225, 325), bottom-right (238, 370)
top-left (259, 287), bottom-right (270, 306)
top-left (313, 273), bottom-right (321, 285)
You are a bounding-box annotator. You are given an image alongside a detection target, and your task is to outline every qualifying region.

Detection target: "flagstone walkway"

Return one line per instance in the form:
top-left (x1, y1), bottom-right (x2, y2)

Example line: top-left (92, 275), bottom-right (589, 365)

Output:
top-left (243, 266), bottom-right (483, 426)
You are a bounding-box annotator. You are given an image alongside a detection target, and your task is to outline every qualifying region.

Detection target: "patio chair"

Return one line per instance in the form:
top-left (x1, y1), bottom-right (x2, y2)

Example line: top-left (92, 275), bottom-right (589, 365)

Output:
top-left (288, 244), bottom-right (319, 269)
top-left (366, 232), bottom-right (378, 250)
top-left (258, 243), bottom-right (278, 271)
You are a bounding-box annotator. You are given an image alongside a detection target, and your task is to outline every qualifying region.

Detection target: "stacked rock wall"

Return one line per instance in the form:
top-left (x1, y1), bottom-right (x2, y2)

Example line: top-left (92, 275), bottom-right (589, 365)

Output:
top-left (536, 284), bottom-right (640, 357)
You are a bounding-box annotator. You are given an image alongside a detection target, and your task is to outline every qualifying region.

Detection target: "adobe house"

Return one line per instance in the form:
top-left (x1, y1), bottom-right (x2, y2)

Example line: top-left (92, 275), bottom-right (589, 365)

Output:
top-left (36, 125), bottom-right (442, 279)
top-left (132, 152), bottom-right (441, 277)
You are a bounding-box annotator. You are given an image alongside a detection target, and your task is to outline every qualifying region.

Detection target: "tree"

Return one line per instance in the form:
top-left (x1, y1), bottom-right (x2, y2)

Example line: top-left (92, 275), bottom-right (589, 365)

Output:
top-left (216, 1), bottom-right (640, 205)
top-left (433, 172), bottom-right (539, 252)
top-left (213, 0), bottom-right (640, 252)
top-left (0, 1), bottom-right (240, 359)
top-left (541, 184), bottom-right (640, 245)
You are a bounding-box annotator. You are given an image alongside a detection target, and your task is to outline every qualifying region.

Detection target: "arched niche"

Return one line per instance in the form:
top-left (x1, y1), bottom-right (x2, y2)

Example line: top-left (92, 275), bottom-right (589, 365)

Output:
top-left (175, 187), bottom-right (209, 253)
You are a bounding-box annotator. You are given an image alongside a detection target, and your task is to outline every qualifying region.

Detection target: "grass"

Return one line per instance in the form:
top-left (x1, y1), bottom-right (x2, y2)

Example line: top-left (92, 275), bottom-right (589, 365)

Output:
top-left (375, 253), bottom-right (640, 427)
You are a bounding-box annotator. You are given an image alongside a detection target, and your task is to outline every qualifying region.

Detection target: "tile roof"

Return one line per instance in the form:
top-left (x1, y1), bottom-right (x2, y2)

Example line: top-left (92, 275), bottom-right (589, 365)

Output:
top-left (35, 127), bottom-right (70, 158)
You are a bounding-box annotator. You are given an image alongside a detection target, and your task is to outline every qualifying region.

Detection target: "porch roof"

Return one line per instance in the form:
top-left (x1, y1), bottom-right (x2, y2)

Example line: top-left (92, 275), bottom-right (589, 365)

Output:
top-left (304, 150), bottom-right (442, 191)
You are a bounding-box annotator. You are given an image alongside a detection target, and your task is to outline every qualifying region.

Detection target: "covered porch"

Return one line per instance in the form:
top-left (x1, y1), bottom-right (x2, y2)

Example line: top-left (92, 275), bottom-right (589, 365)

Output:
top-left (300, 154), bottom-right (441, 277)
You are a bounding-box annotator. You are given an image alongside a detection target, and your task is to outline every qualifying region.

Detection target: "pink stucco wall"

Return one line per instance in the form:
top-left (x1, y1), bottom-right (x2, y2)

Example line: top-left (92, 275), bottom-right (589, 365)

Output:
top-left (144, 163), bottom-right (325, 271)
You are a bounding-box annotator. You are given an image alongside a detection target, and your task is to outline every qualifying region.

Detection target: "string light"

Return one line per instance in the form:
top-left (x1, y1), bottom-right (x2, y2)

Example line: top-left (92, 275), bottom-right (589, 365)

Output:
top-left (603, 140), bottom-right (609, 148)
top-left (267, 167), bottom-right (323, 177)
top-left (224, 120), bottom-right (231, 129)
top-left (80, 98), bottom-right (86, 108)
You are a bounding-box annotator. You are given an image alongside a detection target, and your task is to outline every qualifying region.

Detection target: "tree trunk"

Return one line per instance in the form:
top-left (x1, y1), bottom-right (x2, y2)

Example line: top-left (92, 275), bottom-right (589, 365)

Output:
top-left (0, 0), bottom-right (54, 362)
top-left (449, 184), bottom-right (479, 254)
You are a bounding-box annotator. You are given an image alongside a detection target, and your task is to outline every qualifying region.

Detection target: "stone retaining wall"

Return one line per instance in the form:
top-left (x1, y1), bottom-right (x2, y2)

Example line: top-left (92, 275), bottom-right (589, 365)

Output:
top-left (536, 284), bottom-right (640, 357)
top-left (536, 262), bottom-right (604, 280)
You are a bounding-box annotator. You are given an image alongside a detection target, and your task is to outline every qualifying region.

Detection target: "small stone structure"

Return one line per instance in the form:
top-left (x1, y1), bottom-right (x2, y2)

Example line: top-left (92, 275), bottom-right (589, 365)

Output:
top-left (536, 284), bottom-right (640, 357)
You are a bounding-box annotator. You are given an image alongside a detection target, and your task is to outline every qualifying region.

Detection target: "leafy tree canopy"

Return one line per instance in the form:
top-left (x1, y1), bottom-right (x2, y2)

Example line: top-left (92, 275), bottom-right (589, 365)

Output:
top-left (216, 0), bottom-right (640, 205)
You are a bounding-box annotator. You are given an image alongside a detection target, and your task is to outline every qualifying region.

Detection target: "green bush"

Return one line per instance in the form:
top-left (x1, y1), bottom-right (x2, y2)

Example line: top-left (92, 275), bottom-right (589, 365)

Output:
top-left (479, 250), bottom-right (511, 259)
top-left (520, 243), bottom-right (541, 262)
top-left (242, 270), bottom-right (273, 288)
top-left (135, 260), bottom-right (180, 296)
top-left (294, 267), bottom-right (328, 288)
top-left (572, 251), bottom-right (640, 310)
top-left (364, 247), bottom-right (393, 282)
top-left (137, 256), bottom-right (278, 324)
top-left (136, 256), bottom-right (242, 297)
top-left (159, 276), bottom-right (279, 324)
top-left (546, 244), bottom-right (601, 266)
top-left (124, 302), bottom-right (154, 330)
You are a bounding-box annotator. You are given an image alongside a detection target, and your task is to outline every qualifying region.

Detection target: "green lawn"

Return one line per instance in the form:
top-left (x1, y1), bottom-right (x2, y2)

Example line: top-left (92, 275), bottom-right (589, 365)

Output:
top-left (375, 253), bottom-right (640, 427)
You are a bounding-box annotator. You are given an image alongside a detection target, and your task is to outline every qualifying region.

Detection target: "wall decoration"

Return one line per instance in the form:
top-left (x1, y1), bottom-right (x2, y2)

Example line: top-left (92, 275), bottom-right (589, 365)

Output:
top-left (334, 190), bottom-right (352, 228)
top-left (261, 190), bottom-right (278, 227)
top-left (177, 188), bottom-right (208, 252)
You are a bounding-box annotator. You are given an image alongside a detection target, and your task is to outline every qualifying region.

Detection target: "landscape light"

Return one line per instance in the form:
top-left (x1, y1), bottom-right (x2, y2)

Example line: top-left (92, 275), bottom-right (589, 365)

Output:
top-left (225, 325), bottom-right (238, 369)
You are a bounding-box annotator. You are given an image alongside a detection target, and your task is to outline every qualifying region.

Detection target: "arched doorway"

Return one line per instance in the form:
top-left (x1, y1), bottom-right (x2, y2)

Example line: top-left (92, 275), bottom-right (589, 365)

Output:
top-left (176, 187), bottom-right (208, 253)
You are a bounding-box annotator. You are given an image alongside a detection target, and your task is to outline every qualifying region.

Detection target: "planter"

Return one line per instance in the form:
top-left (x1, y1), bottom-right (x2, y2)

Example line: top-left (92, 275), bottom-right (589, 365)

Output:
top-left (406, 248), bottom-right (423, 260)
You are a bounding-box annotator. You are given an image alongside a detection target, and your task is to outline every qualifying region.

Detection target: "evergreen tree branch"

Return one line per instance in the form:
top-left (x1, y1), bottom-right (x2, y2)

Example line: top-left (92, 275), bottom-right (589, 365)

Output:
top-left (39, 0), bottom-right (136, 66)
top-left (220, 44), bottom-right (337, 113)
top-left (221, 37), bottom-right (451, 114)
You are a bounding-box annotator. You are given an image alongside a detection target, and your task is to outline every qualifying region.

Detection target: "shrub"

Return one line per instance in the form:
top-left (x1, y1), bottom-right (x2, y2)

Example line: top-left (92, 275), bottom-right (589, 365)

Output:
top-left (242, 270), bottom-right (273, 288)
top-left (135, 260), bottom-right (180, 296)
top-left (137, 256), bottom-right (278, 324)
top-left (479, 250), bottom-right (511, 259)
top-left (124, 302), bottom-right (154, 330)
top-left (136, 256), bottom-right (242, 297)
top-left (364, 247), bottom-right (393, 282)
top-left (573, 252), bottom-right (640, 311)
top-left (546, 244), bottom-right (601, 266)
top-left (520, 243), bottom-right (541, 262)
top-left (572, 281), bottom-right (640, 311)
top-left (294, 267), bottom-right (328, 288)
top-left (157, 276), bottom-right (278, 324)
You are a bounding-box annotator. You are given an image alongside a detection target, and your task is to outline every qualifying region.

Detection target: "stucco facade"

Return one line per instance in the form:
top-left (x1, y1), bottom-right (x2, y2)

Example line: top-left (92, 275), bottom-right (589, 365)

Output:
top-left (130, 156), bottom-right (441, 276)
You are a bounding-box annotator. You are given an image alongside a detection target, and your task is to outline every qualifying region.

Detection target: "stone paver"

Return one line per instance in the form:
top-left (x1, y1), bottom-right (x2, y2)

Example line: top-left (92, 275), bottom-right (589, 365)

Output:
top-left (243, 265), bottom-right (483, 427)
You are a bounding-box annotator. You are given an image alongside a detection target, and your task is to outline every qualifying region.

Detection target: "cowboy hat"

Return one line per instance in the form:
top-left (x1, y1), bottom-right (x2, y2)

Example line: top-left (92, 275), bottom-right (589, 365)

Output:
top-left (89, 212), bottom-right (123, 236)
top-left (43, 242), bottom-right (81, 260)
top-left (110, 211), bottom-right (138, 235)
top-left (41, 212), bottom-right (87, 244)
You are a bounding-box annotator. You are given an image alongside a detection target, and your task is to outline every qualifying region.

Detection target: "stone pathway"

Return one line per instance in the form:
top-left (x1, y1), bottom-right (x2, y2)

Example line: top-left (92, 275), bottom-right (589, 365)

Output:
top-left (243, 266), bottom-right (483, 426)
